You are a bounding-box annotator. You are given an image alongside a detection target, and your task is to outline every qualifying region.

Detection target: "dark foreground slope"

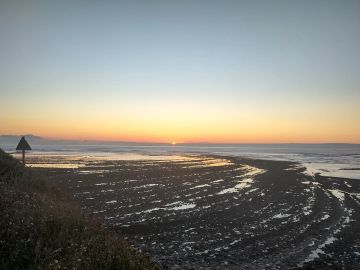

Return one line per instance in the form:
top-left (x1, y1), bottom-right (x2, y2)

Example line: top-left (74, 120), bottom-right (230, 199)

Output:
top-left (0, 149), bottom-right (164, 270)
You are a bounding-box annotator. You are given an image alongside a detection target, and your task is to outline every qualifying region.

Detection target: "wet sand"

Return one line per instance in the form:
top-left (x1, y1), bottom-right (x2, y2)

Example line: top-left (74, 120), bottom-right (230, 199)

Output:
top-left (26, 154), bottom-right (360, 269)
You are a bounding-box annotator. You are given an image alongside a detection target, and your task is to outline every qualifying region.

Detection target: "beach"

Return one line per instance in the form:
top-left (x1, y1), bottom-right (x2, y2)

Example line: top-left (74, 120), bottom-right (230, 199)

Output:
top-left (19, 152), bottom-right (360, 269)
top-left (2, 0), bottom-right (360, 268)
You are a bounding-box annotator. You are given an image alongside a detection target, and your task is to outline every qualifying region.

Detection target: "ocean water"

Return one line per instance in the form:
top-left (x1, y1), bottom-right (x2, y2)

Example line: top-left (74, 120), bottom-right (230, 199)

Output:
top-left (2, 142), bottom-right (360, 179)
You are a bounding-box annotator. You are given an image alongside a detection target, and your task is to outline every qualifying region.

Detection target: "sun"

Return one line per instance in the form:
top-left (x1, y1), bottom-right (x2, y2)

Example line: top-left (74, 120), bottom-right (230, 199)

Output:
top-left (171, 142), bottom-right (177, 145)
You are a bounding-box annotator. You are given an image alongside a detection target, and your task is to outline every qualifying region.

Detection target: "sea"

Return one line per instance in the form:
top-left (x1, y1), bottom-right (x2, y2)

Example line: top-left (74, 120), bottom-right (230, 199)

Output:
top-left (2, 139), bottom-right (360, 180)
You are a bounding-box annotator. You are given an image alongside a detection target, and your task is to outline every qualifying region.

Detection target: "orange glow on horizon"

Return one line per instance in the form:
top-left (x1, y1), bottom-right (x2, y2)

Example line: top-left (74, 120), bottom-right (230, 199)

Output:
top-left (1, 127), bottom-right (359, 144)
top-left (1, 99), bottom-right (360, 144)
top-left (1, 118), bottom-right (360, 144)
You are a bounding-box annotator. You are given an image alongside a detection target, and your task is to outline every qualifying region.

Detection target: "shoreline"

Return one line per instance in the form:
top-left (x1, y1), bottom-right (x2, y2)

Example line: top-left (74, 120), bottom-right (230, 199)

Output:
top-left (8, 148), bottom-right (360, 180)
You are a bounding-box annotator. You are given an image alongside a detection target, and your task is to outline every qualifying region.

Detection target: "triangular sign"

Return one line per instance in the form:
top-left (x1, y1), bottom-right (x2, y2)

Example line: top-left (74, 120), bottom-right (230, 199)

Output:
top-left (16, 136), bottom-right (31, 151)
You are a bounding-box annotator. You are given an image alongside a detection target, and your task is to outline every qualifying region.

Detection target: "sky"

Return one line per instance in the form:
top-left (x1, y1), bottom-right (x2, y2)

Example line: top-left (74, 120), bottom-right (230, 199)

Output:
top-left (0, 0), bottom-right (359, 143)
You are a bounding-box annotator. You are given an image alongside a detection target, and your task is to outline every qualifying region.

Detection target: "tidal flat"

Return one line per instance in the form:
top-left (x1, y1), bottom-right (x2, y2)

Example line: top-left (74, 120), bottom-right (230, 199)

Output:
top-left (25, 153), bottom-right (360, 269)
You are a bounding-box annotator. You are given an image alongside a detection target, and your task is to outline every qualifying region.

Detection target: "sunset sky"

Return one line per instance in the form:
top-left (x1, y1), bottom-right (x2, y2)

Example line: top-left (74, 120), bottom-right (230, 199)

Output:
top-left (1, 0), bottom-right (359, 143)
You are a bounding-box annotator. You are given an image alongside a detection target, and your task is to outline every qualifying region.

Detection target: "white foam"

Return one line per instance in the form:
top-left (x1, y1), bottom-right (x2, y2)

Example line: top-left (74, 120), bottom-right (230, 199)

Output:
top-left (105, 200), bottom-right (117, 204)
top-left (321, 214), bottom-right (330, 221)
top-left (124, 179), bottom-right (138, 183)
top-left (328, 189), bottom-right (345, 202)
top-left (165, 201), bottom-right (182, 207)
top-left (78, 169), bottom-right (109, 174)
top-left (217, 178), bottom-right (254, 194)
top-left (135, 183), bottom-right (159, 188)
top-left (273, 213), bottom-right (291, 219)
top-left (304, 236), bottom-right (337, 262)
top-left (143, 207), bottom-right (162, 213)
top-left (123, 201), bottom-right (197, 217)
top-left (242, 165), bottom-right (266, 177)
top-left (168, 202), bottom-right (196, 211)
top-left (303, 163), bottom-right (360, 180)
top-left (245, 188), bottom-right (259, 194)
top-left (190, 184), bottom-right (211, 189)
top-left (344, 181), bottom-right (352, 188)
top-left (212, 179), bottom-right (224, 183)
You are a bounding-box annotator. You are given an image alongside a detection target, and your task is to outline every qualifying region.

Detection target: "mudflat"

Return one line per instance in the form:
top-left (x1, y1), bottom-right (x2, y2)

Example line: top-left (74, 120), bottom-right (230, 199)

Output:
top-left (27, 154), bottom-right (360, 269)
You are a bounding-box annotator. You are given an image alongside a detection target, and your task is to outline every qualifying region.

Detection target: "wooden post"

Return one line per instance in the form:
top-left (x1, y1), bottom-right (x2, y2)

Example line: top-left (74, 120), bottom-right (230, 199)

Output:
top-left (22, 150), bottom-right (25, 165)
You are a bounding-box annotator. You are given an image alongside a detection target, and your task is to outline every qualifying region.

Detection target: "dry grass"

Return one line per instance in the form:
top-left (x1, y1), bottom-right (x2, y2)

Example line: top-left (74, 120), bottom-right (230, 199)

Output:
top-left (0, 149), bottom-right (165, 270)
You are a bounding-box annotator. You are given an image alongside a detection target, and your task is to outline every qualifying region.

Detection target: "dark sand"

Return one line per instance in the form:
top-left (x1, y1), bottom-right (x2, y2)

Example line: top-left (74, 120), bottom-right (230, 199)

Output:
top-left (26, 154), bottom-right (360, 269)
